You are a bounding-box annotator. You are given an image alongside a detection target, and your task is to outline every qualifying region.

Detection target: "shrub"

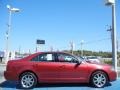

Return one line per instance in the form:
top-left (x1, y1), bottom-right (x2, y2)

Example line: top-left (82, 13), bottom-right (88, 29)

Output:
top-left (104, 60), bottom-right (112, 65)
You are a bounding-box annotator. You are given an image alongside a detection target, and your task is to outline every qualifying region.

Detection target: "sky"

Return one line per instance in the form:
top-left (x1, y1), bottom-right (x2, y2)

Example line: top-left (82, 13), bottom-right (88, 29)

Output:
top-left (0, 0), bottom-right (120, 53)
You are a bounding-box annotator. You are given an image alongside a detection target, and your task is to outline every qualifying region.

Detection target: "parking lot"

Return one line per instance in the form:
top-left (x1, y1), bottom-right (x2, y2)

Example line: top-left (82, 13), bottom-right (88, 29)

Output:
top-left (0, 64), bottom-right (120, 90)
top-left (0, 78), bottom-right (120, 90)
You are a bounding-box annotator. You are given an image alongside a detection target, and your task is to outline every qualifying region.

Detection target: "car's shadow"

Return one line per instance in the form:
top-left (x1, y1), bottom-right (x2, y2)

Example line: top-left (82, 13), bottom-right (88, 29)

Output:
top-left (0, 80), bottom-right (112, 89)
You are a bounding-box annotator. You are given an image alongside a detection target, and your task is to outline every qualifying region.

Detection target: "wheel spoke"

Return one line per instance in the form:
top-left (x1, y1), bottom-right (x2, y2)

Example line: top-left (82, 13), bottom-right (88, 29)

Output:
top-left (96, 74), bottom-right (99, 78)
top-left (94, 76), bottom-right (98, 80)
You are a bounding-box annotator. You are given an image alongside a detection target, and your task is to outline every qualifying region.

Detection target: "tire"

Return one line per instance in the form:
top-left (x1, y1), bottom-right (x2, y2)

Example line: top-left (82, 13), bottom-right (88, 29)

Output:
top-left (20, 72), bottom-right (37, 89)
top-left (90, 71), bottom-right (108, 88)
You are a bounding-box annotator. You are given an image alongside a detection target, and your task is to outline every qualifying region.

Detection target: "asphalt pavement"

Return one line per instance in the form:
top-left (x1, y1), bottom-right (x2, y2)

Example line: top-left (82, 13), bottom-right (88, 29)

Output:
top-left (0, 64), bottom-right (6, 84)
top-left (0, 79), bottom-right (120, 90)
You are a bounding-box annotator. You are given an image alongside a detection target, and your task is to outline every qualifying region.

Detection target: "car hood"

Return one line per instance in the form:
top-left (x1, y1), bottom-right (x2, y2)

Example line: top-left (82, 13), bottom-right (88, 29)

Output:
top-left (86, 61), bottom-right (112, 69)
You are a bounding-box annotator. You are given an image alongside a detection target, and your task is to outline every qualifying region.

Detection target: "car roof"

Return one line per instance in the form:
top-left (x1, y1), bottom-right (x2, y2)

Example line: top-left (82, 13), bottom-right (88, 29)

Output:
top-left (34, 51), bottom-right (71, 54)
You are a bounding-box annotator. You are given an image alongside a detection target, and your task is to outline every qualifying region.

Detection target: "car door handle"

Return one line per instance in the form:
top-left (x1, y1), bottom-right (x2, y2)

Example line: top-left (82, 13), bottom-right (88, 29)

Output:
top-left (60, 65), bottom-right (65, 68)
top-left (33, 64), bottom-right (39, 67)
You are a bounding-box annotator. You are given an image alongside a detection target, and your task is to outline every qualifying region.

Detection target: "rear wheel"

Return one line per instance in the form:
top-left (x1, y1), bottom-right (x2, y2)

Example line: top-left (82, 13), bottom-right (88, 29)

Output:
top-left (91, 71), bottom-right (108, 88)
top-left (20, 72), bottom-right (37, 89)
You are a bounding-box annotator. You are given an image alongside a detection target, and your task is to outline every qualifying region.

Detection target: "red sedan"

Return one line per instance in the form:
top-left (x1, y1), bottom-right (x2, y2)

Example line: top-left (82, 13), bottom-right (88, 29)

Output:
top-left (4, 52), bottom-right (117, 89)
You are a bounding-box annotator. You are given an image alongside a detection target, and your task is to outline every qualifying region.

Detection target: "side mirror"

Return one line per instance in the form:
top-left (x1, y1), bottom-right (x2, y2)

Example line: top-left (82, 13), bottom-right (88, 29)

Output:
top-left (74, 60), bottom-right (82, 68)
top-left (76, 60), bottom-right (82, 65)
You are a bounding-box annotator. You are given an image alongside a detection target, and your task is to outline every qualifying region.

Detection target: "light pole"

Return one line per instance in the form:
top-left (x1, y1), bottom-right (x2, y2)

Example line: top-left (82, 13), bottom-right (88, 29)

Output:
top-left (5, 5), bottom-right (20, 63)
top-left (105, 0), bottom-right (117, 72)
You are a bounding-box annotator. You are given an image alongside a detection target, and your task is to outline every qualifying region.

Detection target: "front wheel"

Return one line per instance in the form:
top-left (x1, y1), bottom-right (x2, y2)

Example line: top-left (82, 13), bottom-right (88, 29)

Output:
top-left (20, 72), bottom-right (37, 89)
top-left (91, 71), bottom-right (108, 88)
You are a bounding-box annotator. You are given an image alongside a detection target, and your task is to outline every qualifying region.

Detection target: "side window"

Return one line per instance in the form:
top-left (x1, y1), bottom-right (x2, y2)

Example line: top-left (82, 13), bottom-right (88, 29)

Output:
top-left (31, 53), bottom-right (55, 62)
top-left (58, 53), bottom-right (78, 63)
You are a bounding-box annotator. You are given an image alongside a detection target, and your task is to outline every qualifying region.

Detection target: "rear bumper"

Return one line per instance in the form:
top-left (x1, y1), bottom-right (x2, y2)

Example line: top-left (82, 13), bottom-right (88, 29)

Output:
top-left (4, 71), bottom-right (18, 81)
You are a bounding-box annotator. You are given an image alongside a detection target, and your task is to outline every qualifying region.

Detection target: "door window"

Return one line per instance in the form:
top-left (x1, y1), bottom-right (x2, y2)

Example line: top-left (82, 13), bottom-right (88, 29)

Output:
top-left (31, 53), bottom-right (55, 62)
top-left (57, 53), bottom-right (78, 63)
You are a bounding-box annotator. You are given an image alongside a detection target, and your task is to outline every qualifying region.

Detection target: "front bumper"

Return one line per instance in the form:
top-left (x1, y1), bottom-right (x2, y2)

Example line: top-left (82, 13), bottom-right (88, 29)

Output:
top-left (109, 70), bottom-right (117, 82)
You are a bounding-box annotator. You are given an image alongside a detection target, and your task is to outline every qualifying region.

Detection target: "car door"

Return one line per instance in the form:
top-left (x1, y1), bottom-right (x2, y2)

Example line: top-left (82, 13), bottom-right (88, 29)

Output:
top-left (57, 53), bottom-right (89, 83)
top-left (31, 53), bottom-right (61, 82)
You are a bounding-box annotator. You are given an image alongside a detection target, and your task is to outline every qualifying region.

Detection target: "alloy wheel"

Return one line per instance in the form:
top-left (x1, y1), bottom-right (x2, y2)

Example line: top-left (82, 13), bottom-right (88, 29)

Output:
top-left (20, 72), bottom-right (37, 89)
top-left (92, 71), bottom-right (107, 88)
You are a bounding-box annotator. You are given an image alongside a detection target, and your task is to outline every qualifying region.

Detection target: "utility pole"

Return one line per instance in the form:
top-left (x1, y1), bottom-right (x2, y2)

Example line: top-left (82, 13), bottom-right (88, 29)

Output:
top-left (50, 46), bottom-right (53, 52)
top-left (80, 40), bottom-right (84, 56)
top-left (107, 25), bottom-right (112, 42)
top-left (70, 41), bottom-right (74, 55)
top-left (19, 46), bottom-right (21, 55)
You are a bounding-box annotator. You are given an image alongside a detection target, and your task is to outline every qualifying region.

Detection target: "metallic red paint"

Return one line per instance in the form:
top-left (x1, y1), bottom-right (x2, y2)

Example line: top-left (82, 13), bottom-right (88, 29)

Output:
top-left (4, 52), bottom-right (117, 85)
